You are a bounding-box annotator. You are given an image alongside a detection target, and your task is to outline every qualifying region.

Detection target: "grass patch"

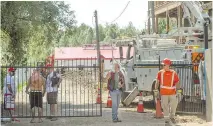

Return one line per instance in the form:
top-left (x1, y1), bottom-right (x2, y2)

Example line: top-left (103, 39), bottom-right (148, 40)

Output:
top-left (17, 82), bottom-right (27, 92)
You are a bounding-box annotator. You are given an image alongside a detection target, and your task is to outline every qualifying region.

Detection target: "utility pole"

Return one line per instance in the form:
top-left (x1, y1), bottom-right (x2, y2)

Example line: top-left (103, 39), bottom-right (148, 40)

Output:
top-left (111, 42), bottom-right (114, 64)
top-left (151, 1), bottom-right (155, 34)
top-left (94, 10), bottom-right (101, 66)
top-left (147, 1), bottom-right (150, 34)
top-left (94, 10), bottom-right (102, 115)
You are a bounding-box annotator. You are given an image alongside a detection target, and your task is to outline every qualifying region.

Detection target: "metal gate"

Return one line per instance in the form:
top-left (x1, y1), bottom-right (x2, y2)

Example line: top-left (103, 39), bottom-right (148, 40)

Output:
top-left (1, 58), bottom-right (102, 118)
top-left (137, 61), bottom-right (206, 114)
top-left (174, 63), bottom-right (206, 114)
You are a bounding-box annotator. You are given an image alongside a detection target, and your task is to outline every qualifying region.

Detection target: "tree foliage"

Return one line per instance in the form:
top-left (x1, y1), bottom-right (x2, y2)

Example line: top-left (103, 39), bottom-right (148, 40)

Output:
top-left (1, 1), bottom-right (141, 65)
top-left (1, 1), bottom-right (76, 64)
top-left (60, 22), bottom-right (141, 46)
top-left (158, 18), bottom-right (177, 34)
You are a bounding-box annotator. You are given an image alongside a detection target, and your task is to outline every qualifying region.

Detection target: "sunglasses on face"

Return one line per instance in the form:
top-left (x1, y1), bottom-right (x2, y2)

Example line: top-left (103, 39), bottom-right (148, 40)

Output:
top-left (162, 64), bottom-right (169, 67)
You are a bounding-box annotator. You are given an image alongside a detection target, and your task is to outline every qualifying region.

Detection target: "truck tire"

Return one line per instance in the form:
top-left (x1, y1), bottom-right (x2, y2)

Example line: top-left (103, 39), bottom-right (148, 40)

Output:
top-left (151, 80), bottom-right (157, 108)
top-left (152, 91), bottom-right (156, 108)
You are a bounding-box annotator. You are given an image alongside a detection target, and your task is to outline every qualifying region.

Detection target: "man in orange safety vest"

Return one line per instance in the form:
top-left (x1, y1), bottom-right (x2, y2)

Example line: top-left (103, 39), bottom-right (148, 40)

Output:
top-left (154, 58), bottom-right (181, 124)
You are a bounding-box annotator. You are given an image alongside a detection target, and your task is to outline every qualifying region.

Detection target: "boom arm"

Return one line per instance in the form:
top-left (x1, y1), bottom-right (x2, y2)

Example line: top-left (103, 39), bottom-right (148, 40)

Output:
top-left (181, 1), bottom-right (210, 27)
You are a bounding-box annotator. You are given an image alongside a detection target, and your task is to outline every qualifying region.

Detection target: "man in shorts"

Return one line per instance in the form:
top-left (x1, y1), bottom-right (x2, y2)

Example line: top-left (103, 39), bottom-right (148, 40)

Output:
top-left (45, 64), bottom-right (62, 121)
top-left (26, 68), bottom-right (46, 123)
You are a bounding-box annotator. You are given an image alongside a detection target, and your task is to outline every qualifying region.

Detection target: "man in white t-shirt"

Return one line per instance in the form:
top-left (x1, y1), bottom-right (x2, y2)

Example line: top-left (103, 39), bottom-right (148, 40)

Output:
top-left (45, 64), bottom-right (62, 121)
top-left (3, 67), bottom-right (16, 120)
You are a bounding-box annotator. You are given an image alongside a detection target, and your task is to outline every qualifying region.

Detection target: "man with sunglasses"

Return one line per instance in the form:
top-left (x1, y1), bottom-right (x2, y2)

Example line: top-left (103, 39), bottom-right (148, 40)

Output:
top-left (154, 58), bottom-right (180, 125)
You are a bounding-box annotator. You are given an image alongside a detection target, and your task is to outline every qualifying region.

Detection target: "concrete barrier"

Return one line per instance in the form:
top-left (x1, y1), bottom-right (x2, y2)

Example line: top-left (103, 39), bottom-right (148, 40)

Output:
top-left (205, 48), bottom-right (212, 122)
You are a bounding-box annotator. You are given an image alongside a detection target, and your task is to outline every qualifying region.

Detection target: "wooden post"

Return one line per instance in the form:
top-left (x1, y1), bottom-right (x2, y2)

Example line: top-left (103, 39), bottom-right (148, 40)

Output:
top-left (148, 1), bottom-right (151, 34)
top-left (94, 10), bottom-right (102, 115)
top-left (151, 1), bottom-right (155, 33)
top-left (155, 15), bottom-right (158, 34)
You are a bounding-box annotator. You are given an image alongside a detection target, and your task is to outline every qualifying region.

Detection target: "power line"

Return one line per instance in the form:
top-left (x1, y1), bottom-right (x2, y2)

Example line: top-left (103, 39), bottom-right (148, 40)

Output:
top-left (111, 1), bottom-right (131, 24)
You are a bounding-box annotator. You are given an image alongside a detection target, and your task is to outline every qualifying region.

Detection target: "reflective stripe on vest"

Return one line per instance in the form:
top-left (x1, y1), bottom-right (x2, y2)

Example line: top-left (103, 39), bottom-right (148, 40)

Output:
top-left (160, 70), bottom-right (176, 89)
top-left (160, 86), bottom-right (176, 89)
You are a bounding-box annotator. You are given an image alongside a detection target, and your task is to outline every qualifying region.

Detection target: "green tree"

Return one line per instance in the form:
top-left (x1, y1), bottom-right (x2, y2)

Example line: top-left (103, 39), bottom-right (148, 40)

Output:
top-left (158, 18), bottom-right (177, 34)
top-left (125, 21), bottom-right (137, 37)
top-left (98, 24), bottom-right (105, 41)
top-left (69, 24), bottom-right (94, 46)
top-left (1, 1), bottom-right (76, 64)
top-left (104, 23), bottom-right (120, 41)
top-left (158, 18), bottom-right (166, 34)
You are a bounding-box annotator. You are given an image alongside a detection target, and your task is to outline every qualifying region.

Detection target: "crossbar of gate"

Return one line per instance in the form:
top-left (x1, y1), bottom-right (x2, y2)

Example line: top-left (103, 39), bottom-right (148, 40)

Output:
top-left (1, 58), bottom-right (102, 118)
top-left (134, 61), bottom-right (205, 114)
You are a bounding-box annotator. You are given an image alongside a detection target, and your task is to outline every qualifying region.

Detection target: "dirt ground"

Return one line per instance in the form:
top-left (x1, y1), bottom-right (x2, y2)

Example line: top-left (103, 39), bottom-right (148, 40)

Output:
top-left (1, 70), bottom-right (212, 126)
top-left (1, 107), bottom-right (212, 126)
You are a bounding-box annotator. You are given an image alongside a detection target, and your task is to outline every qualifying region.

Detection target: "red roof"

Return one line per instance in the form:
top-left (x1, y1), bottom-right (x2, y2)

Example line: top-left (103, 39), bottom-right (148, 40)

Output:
top-left (54, 47), bottom-right (134, 60)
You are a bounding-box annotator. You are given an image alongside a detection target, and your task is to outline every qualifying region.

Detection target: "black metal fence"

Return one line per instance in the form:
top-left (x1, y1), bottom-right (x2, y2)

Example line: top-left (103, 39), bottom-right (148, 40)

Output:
top-left (171, 63), bottom-right (206, 114)
top-left (1, 58), bottom-right (102, 118)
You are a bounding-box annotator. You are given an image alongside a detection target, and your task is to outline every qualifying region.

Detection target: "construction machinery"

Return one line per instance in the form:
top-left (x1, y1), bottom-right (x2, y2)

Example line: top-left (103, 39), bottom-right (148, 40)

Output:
top-left (119, 1), bottom-right (211, 106)
top-left (119, 36), bottom-right (205, 106)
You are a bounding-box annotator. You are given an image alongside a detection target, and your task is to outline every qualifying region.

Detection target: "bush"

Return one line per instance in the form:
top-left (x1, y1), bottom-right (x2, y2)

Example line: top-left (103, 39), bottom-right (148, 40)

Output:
top-left (1, 68), bottom-right (7, 92)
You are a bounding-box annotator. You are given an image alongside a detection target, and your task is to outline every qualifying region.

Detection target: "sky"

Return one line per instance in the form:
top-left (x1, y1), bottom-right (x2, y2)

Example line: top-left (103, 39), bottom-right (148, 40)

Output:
top-left (66, 0), bottom-right (148, 30)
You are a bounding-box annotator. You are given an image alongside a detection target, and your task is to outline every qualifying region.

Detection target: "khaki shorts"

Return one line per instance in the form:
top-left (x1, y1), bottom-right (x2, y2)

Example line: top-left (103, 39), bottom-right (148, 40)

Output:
top-left (47, 92), bottom-right (58, 104)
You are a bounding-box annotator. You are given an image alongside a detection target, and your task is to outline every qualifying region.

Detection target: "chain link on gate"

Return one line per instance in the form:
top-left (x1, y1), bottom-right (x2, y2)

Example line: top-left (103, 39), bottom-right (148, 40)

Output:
top-left (1, 58), bottom-right (102, 119)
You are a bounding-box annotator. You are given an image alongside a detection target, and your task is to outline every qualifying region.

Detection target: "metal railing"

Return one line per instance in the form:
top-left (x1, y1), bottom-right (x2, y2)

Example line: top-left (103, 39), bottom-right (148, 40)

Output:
top-left (1, 58), bottom-right (102, 118)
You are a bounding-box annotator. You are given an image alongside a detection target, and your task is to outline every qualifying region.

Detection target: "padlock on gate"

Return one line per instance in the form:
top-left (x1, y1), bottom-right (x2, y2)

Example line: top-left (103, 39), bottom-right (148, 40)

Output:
top-left (177, 88), bottom-right (183, 94)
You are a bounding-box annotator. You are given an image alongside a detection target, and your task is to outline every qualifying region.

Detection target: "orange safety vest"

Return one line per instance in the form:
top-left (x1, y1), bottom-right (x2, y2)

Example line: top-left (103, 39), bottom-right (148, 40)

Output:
top-left (160, 70), bottom-right (176, 95)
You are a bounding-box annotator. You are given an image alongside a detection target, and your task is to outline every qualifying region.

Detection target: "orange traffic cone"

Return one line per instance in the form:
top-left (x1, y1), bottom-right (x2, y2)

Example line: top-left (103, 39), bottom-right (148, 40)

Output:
top-left (106, 91), bottom-right (112, 108)
top-left (155, 98), bottom-right (164, 118)
top-left (137, 92), bottom-right (145, 113)
top-left (96, 88), bottom-right (101, 104)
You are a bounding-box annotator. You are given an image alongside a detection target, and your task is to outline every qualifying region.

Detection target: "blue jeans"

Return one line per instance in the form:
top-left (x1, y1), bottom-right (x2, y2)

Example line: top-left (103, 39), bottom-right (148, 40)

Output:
top-left (110, 90), bottom-right (121, 121)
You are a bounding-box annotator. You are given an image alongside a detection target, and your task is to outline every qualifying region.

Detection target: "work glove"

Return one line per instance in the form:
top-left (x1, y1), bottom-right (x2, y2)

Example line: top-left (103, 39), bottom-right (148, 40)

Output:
top-left (176, 88), bottom-right (183, 103)
top-left (153, 89), bottom-right (160, 99)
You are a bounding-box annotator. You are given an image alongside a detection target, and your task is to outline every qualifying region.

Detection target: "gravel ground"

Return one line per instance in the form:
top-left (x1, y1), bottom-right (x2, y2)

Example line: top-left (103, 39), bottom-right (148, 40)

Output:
top-left (1, 70), bottom-right (212, 126)
top-left (1, 108), bottom-right (212, 126)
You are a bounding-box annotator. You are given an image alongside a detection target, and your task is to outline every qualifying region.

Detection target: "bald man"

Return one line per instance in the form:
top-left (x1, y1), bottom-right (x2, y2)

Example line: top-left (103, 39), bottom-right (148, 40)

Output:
top-left (106, 63), bottom-right (125, 123)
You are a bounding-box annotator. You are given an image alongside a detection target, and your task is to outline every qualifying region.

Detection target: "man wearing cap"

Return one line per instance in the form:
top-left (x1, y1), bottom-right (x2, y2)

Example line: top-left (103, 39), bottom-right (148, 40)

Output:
top-left (3, 67), bottom-right (16, 119)
top-left (154, 58), bottom-right (181, 124)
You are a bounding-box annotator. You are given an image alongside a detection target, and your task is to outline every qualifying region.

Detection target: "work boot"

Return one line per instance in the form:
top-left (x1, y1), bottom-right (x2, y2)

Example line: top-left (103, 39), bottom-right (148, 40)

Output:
top-left (170, 118), bottom-right (176, 124)
top-left (165, 120), bottom-right (169, 124)
top-left (165, 120), bottom-right (172, 126)
top-left (116, 118), bottom-right (122, 122)
top-left (113, 118), bottom-right (122, 123)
